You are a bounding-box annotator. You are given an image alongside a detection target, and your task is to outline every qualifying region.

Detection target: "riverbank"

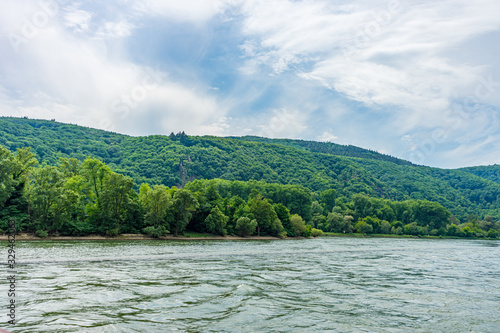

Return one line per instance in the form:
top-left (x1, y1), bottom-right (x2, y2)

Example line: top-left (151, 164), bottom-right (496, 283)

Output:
top-left (323, 232), bottom-right (498, 240)
top-left (0, 233), bottom-right (282, 241)
top-left (0, 232), bottom-right (496, 241)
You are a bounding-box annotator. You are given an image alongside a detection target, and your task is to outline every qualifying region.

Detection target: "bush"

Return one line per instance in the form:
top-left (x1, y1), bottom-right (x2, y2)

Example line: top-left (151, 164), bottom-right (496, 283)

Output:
top-left (290, 214), bottom-right (306, 236)
top-left (311, 228), bottom-right (324, 237)
top-left (278, 231), bottom-right (287, 239)
top-left (35, 229), bottom-right (48, 238)
top-left (143, 226), bottom-right (169, 238)
top-left (235, 217), bottom-right (257, 237)
top-left (355, 221), bottom-right (373, 234)
top-left (303, 224), bottom-right (313, 237)
top-left (105, 228), bottom-right (119, 237)
top-left (487, 229), bottom-right (498, 238)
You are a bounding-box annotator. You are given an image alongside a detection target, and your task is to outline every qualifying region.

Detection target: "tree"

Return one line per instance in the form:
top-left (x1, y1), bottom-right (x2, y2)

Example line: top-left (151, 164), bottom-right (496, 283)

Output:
top-left (380, 220), bottom-right (391, 234)
top-left (343, 215), bottom-right (354, 233)
top-left (1, 147), bottom-right (38, 229)
top-left (26, 165), bottom-right (78, 233)
top-left (81, 157), bottom-right (111, 202)
top-left (326, 212), bottom-right (344, 232)
top-left (274, 203), bottom-right (292, 236)
top-left (171, 189), bottom-right (198, 236)
top-left (139, 184), bottom-right (171, 228)
top-left (290, 214), bottom-right (306, 236)
top-left (205, 206), bottom-right (228, 236)
top-left (403, 222), bottom-right (420, 236)
top-left (235, 217), bottom-right (257, 236)
top-left (354, 220), bottom-right (373, 234)
top-left (248, 194), bottom-right (283, 236)
top-left (99, 172), bottom-right (134, 234)
top-left (320, 189), bottom-right (337, 212)
top-left (412, 200), bottom-right (451, 229)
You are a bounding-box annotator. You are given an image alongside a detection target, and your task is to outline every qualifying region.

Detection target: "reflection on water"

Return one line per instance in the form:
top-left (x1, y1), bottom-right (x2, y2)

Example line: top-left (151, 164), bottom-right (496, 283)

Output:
top-left (5, 238), bottom-right (500, 332)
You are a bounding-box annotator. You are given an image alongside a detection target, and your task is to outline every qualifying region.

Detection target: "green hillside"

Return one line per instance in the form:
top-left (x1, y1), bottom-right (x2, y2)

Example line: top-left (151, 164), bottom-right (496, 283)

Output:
top-left (1, 116), bottom-right (499, 220)
top-left (461, 165), bottom-right (500, 184)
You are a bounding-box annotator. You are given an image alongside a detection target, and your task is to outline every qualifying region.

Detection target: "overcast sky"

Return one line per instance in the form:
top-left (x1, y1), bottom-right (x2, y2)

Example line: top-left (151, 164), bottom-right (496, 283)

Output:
top-left (1, 0), bottom-right (499, 168)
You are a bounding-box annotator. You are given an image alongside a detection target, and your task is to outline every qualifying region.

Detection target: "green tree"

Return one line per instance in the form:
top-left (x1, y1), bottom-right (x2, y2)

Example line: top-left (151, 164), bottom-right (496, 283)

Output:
top-left (380, 220), bottom-right (391, 234)
top-left (170, 189), bottom-right (199, 236)
top-left (290, 214), bottom-right (306, 236)
top-left (274, 203), bottom-right (292, 236)
top-left (205, 206), bottom-right (228, 236)
top-left (81, 157), bottom-right (111, 202)
top-left (326, 212), bottom-right (344, 232)
top-left (0, 147), bottom-right (38, 229)
top-left (99, 172), bottom-right (134, 234)
top-left (412, 200), bottom-right (451, 229)
top-left (235, 217), bottom-right (257, 236)
top-left (354, 220), bottom-right (373, 234)
top-left (248, 194), bottom-right (283, 236)
top-left (320, 189), bottom-right (337, 212)
top-left (139, 184), bottom-right (171, 228)
top-left (26, 165), bottom-right (78, 233)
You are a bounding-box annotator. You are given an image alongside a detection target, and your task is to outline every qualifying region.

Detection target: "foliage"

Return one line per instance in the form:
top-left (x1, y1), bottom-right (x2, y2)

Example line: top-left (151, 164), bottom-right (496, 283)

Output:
top-left (143, 226), bottom-right (169, 238)
top-left (311, 228), bottom-right (324, 237)
top-left (235, 217), bottom-right (257, 237)
top-left (1, 117), bottom-right (500, 239)
top-left (204, 206), bottom-right (228, 236)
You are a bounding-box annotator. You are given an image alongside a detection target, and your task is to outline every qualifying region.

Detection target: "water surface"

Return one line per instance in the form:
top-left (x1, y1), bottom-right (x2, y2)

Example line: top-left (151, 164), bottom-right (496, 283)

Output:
top-left (5, 238), bottom-right (500, 332)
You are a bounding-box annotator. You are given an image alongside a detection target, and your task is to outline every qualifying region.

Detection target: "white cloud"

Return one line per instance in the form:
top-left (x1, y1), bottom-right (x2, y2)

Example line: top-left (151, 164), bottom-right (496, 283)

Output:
top-left (144, 0), bottom-right (235, 23)
top-left (0, 0), bottom-right (228, 137)
top-left (95, 20), bottom-right (135, 38)
top-left (63, 8), bottom-right (93, 33)
top-left (317, 131), bottom-right (338, 142)
top-left (235, 0), bottom-right (500, 166)
top-left (258, 108), bottom-right (307, 138)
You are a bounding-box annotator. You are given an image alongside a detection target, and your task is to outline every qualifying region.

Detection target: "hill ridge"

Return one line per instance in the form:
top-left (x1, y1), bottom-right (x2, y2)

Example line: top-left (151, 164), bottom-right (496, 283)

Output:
top-left (1, 116), bottom-right (500, 220)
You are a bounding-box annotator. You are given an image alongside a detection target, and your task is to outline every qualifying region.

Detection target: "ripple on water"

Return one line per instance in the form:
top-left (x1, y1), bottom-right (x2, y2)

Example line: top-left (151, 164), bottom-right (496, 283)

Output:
top-left (7, 238), bottom-right (500, 332)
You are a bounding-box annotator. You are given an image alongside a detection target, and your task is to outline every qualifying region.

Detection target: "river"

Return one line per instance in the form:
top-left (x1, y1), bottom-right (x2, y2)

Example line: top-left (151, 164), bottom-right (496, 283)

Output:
top-left (5, 237), bottom-right (500, 332)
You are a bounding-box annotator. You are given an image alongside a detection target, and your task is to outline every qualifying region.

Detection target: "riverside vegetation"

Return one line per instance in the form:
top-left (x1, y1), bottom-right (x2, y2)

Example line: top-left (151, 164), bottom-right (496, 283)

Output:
top-left (0, 117), bottom-right (499, 239)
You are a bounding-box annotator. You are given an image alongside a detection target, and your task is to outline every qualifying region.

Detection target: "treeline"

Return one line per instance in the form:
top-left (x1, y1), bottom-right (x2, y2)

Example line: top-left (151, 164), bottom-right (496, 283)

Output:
top-left (1, 146), bottom-right (499, 238)
top-left (3, 117), bottom-right (500, 222)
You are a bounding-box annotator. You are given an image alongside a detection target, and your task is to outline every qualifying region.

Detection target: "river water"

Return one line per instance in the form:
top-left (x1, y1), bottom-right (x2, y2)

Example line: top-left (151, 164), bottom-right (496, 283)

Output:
top-left (4, 237), bottom-right (500, 332)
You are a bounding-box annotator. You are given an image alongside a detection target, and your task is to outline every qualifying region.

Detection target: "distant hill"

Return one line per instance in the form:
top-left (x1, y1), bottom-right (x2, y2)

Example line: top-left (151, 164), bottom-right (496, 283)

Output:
top-left (460, 165), bottom-right (500, 184)
top-left (229, 136), bottom-right (414, 166)
top-left (1, 116), bottom-right (499, 219)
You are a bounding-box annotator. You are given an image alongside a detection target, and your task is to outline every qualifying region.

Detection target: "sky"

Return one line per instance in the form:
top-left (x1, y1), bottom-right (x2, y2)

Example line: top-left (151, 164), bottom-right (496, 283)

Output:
top-left (1, 0), bottom-right (499, 169)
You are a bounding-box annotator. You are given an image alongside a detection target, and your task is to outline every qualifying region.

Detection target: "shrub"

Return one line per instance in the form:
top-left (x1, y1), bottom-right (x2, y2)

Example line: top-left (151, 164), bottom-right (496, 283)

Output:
top-left (143, 226), bottom-right (169, 238)
top-left (35, 229), bottom-right (48, 238)
top-left (235, 217), bottom-right (257, 237)
top-left (311, 228), bottom-right (324, 237)
top-left (487, 229), bottom-right (498, 238)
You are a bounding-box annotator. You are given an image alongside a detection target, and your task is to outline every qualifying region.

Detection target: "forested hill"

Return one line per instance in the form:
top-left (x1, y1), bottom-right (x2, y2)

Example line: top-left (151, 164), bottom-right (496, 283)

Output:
top-left (460, 165), bottom-right (500, 185)
top-left (229, 136), bottom-right (414, 166)
top-left (1, 116), bottom-right (500, 220)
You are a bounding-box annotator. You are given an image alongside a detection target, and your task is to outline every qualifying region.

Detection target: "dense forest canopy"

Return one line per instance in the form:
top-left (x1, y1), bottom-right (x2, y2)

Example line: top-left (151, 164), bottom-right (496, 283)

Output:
top-left (0, 116), bottom-right (499, 238)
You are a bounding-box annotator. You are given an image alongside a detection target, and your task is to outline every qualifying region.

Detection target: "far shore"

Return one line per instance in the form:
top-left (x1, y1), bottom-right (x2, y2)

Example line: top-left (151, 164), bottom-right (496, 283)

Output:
top-left (0, 233), bottom-right (283, 241)
top-left (0, 233), bottom-right (496, 241)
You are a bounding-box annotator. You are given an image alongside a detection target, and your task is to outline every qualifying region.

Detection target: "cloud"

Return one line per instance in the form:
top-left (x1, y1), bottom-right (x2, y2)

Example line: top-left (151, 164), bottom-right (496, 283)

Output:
top-left (63, 7), bottom-right (93, 33)
top-left (235, 0), bottom-right (500, 166)
top-left (0, 0), bottom-right (228, 138)
top-left (258, 108), bottom-right (307, 138)
top-left (144, 0), bottom-right (235, 23)
top-left (317, 131), bottom-right (338, 142)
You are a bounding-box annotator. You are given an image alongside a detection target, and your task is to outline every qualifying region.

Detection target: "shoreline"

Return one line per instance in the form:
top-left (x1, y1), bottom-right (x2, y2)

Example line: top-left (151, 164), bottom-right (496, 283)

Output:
top-left (0, 233), bottom-right (282, 241)
top-left (0, 233), bottom-right (496, 241)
